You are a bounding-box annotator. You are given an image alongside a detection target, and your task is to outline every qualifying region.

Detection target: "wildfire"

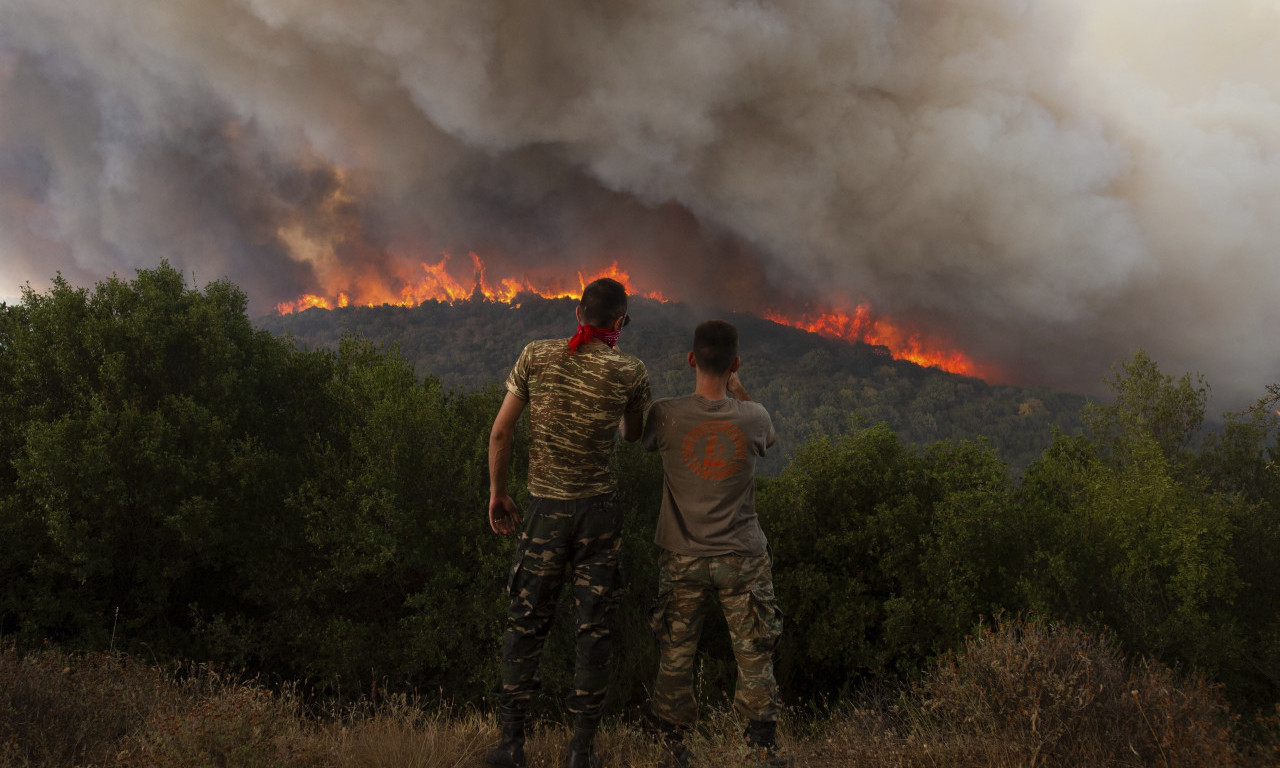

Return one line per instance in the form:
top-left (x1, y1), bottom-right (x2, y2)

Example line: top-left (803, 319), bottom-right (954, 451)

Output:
top-left (275, 254), bottom-right (666, 315)
top-left (276, 254), bottom-right (983, 378)
top-left (762, 307), bottom-right (984, 377)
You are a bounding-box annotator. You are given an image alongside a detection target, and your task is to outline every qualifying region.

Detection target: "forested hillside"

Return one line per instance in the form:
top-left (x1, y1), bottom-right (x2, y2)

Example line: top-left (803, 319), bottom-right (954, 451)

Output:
top-left (3, 265), bottom-right (1278, 726)
top-left (258, 295), bottom-right (1089, 472)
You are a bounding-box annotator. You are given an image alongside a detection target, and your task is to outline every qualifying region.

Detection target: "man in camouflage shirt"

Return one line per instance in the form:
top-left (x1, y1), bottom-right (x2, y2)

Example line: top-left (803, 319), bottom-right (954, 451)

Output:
top-left (486, 278), bottom-right (652, 768)
top-left (642, 320), bottom-right (790, 768)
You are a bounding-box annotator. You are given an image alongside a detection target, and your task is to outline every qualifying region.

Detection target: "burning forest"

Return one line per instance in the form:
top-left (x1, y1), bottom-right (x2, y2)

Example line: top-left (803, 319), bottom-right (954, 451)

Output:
top-left (1, 0), bottom-right (1279, 406)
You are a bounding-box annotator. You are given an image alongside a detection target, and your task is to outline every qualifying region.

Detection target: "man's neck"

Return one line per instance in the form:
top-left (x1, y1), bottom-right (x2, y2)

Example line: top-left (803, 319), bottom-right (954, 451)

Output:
top-left (693, 371), bottom-right (730, 400)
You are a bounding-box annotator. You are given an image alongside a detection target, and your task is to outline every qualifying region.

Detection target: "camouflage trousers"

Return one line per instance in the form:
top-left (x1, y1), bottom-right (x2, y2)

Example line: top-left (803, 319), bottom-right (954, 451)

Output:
top-left (649, 549), bottom-right (784, 726)
top-left (499, 493), bottom-right (624, 722)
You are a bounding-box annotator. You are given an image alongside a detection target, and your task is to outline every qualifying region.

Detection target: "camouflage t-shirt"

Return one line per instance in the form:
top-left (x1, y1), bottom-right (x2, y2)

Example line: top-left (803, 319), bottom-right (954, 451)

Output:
top-left (505, 337), bottom-right (652, 500)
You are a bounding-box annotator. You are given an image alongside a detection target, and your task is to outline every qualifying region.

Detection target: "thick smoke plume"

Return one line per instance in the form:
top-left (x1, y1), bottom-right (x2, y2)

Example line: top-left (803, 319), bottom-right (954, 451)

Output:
top-left (1, 0), bottom-right (1278, 405)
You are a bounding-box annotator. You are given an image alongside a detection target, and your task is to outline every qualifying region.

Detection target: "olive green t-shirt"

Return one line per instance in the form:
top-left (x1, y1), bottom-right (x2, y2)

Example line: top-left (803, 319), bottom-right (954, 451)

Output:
top-left (505, 337), bottom-right (652, 500)
top-left (641, 394), bottom-right (775, 556)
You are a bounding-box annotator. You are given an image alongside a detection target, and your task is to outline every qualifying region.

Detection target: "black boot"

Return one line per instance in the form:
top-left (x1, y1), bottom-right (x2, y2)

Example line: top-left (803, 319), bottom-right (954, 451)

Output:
top-left (654, 719), bottom-right (693, 768)
top-left (485, 706), bottom-right (527, 768)
top-left (564, 722), bottom-right (601, 768)
top-left (744, 719), bottom-right (794, 768)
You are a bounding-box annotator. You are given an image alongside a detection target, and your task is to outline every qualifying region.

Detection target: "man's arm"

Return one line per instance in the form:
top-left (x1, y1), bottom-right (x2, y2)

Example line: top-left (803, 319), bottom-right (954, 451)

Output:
top-left (728, 372), bottom-right (776, 448)
top-left (619, 410), bottom-right (644, 442)
top-left (488, 391), bottom-right (527, 535)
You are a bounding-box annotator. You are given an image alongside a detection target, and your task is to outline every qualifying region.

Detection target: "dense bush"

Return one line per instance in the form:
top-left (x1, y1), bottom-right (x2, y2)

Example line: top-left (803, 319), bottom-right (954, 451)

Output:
top-left (760, 425), bottom-right (1022, 697)
top-left (0, 265), bottom-right (514, 701)
top-left (1016, 355), bottom-right (1280, 711)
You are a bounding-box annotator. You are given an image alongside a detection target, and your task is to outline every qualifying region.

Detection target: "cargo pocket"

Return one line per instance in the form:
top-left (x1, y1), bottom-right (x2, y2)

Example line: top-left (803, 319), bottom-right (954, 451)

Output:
top-left (749, 587), bottom-right (784, 652)
top-left (649, 590), bottom-right (675, 643)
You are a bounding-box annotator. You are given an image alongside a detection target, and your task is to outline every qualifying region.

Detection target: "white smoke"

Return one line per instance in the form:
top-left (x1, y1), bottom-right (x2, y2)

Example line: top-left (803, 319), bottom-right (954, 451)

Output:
top-left (0, 0), bottom-right (1277, 406)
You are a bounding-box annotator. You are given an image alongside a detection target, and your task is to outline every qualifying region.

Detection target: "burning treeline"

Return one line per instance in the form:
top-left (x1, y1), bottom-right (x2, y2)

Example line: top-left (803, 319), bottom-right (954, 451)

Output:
top-left (274, 253), bottom-right (987, 377)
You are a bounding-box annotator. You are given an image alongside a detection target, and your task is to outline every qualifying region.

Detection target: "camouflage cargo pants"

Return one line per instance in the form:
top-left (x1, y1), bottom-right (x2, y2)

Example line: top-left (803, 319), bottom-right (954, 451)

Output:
top-left (649, 549), bottom-right (784, 726)
top-left (500, 493), bottom-right (624, 722)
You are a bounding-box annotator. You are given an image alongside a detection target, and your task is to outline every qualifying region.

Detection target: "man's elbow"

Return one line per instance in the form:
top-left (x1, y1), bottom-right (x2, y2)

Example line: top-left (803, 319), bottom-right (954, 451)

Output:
top-left (490, 423), bottom-right (514, 448)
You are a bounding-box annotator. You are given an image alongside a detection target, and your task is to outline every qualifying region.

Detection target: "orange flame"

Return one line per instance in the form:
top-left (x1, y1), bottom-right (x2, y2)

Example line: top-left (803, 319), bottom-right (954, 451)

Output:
top-left (277, 254), bottom-right (981, 378)
top-left (275, 254), bottom-right (665, 315)
top-left (763, 307), bottom-right (985, 377)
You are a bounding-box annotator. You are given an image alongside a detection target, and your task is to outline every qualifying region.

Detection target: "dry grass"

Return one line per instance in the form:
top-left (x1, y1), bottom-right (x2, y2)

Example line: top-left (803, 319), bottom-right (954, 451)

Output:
top-left (3, 620), bottom-right (1277, 767)
top-left (0, 646), bottom-right (173, 766)
top-left (803, 616), bottom-right (1260, 767)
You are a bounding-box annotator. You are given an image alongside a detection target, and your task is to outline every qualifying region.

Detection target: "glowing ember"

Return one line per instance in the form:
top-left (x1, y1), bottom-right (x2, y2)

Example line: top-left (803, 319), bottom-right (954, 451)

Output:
top-left (276, 254), bottom-right (981, 378)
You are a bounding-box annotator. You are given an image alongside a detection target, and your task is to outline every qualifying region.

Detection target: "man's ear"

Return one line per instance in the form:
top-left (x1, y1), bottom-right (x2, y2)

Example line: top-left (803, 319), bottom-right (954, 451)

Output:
top-left (687, 351), bottom-right (698, 368)
top-left (730, 357), bottom-right (741, 373)
top-left (575, 305), bottom-right (583, 324)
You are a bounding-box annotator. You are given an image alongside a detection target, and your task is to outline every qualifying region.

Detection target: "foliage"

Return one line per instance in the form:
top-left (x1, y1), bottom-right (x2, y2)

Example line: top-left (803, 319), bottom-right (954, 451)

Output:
top-left (1081, 350), bottom-right (1208, 467)
top-left (759, 425), bottom-right (1022, 697)
top-left (0, 265), bottom-right (512, 700)
top-left (258, 297), bottom-right (1089, 474)
top-left (1019, 433), bottom-right (1243, 677)
top-left (0, 265), bottom-right (324, 658)
top-left (1018, 353), bottom-right (1280, 710)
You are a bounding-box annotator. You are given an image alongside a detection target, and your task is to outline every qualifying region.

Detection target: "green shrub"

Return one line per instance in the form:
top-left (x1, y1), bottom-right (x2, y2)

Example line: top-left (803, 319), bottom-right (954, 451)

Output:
top-left (760, 424), bottom-right (1022, 697)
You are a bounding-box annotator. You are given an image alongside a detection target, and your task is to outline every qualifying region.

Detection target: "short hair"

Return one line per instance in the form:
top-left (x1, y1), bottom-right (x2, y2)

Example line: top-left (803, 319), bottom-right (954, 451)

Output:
top-left (579, 278), bottom-right (628, 327)
top-left (693, 320), bottom-right (738, 374)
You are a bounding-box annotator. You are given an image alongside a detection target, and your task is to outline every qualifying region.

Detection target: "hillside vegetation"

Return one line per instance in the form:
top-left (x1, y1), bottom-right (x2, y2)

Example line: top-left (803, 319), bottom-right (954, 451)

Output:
top-left (2, 264), bottom-right (1279, 755)
top-left (258, 295), bottom-right (1089, 473)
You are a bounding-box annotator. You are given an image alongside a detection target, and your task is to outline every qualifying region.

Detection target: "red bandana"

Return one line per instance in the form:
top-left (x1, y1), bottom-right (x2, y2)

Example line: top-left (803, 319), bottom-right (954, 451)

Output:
top-left (568, 325), bottom-right (621, 353)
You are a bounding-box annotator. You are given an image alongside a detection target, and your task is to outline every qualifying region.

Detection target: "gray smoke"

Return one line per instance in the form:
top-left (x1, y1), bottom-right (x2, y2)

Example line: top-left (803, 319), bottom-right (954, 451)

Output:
top-left (1, 0), bottom-right (1277, 406)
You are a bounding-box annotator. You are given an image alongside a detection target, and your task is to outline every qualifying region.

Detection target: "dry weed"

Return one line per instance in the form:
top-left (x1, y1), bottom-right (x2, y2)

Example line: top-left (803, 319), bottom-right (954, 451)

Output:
top-left (1, 631), bottom-right (1272, 768)
top-left (910, 615), bottom-right (1239, 766)
top-left (0, 644), bottom-right (170, 766)
top-left (328, 695), bottom-right (489, 768)
top-left (121, 675), bottom-right (329, 768)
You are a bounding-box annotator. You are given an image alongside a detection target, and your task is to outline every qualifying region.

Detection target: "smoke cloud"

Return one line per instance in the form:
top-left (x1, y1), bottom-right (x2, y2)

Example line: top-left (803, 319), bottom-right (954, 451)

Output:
top-left (1, 0), bottom-right (1277, 406)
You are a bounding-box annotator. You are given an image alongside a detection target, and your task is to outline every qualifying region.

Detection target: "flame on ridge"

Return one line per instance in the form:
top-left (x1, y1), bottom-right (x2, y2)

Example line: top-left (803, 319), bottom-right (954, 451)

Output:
top-left (275, 254), bottom-right (666, 315)
top-left (276, 254), bottom-right (983, 377)
top-left (762, 307), bottom-right (985, 377)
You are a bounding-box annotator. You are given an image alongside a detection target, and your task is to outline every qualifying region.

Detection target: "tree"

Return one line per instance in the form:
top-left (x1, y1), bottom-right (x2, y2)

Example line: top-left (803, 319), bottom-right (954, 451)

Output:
top-left (1082, 350), bottom-right (1207, 467)
top-left (0, 264), bottom-right (329, 654)
top-left (1018, 352), bottom-right (1254, 702)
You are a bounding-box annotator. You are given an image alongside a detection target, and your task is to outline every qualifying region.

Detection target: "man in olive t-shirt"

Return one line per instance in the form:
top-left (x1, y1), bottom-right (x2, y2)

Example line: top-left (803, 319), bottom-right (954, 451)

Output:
top-left (641, 320), bottom-right (791, 768)
top-left (486, 278), bottom-right (652, 768)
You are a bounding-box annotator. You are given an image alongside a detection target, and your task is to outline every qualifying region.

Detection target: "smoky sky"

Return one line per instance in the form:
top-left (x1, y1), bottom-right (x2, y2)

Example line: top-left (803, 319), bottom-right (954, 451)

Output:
top-left (1, 0), bottom-right (1278, 406)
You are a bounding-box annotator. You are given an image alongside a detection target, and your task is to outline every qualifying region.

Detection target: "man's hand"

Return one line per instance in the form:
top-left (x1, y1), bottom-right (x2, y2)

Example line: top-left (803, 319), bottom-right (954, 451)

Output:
top-left (728, 372), bottom-right (751, 401)
top-left (488, 392), bottom-right (527, 535)
top-left (489, 494), bottom-right (521, 535)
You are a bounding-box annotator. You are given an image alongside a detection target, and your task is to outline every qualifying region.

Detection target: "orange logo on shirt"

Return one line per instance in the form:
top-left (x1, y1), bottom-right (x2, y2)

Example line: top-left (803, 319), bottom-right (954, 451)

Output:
top-left (682, 421), bottom-right (748, 481)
